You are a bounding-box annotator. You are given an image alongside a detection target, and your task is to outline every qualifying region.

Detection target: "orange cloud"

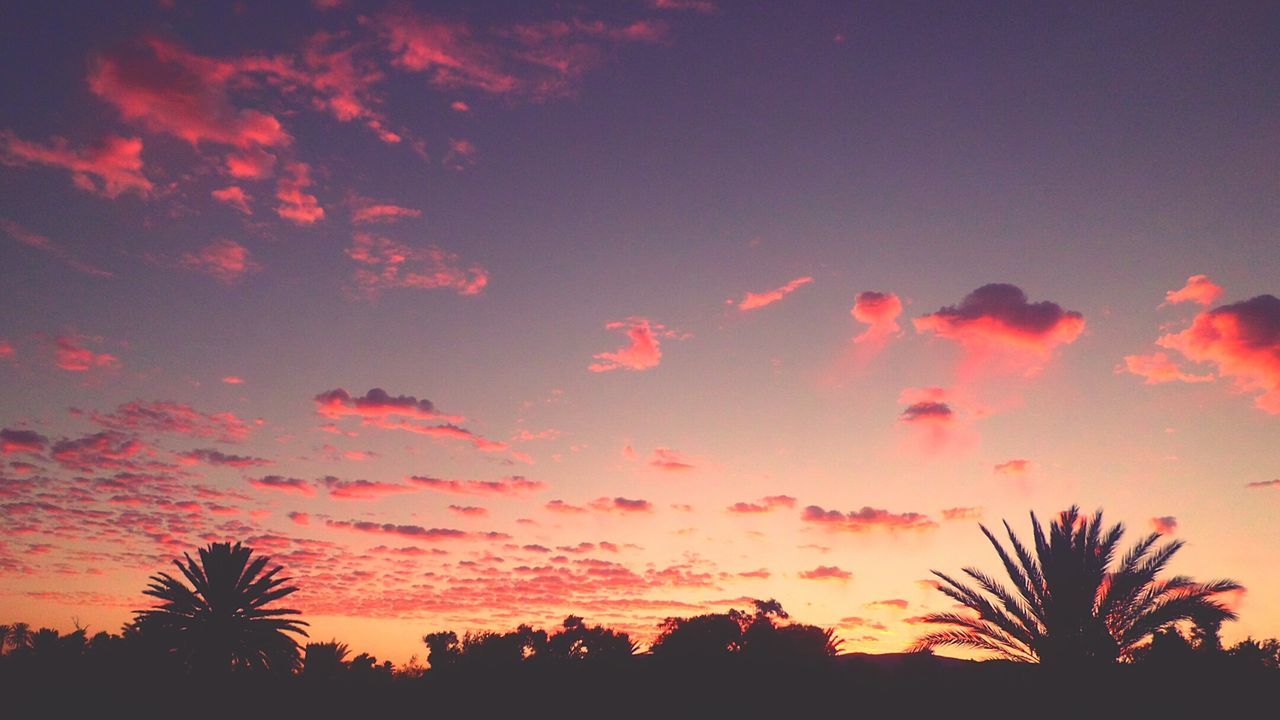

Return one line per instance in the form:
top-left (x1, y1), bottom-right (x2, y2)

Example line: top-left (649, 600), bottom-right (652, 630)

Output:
top-left (1157, 295), bottom-right (1280, 413)
top-left (801, 505), bottom-right (937, 533)
top-left (1121, 352), bottom-right (1214, 384)
top-left (914, 283), bottom-right (1085, 374)
top-left (1150, 516), bottom-right (1178, 534)
top-left (589, 317), bottom-right (680, 372)
top-left (222, 376), bottom-right (245, 384)
top-left (851, 291), bottom-right (903, 345)
top-left (1164, 274), bottom-right (1224, 307)
top-left (993, 459), bottom-right (1030, 476)
top-left (275, 161), bottom-right (324, 224)
top-left (1245, 479), bottom-right (1280, 489)
top-left (1, 131), bottom-right (152, 198)
top-left (211, 186), bottom-right (252, 214)
top-left (798, 565), bottom-right (851, 581)
top-left (346, 233), bottom-right (489, 296)
top-left (53, 335), bottom-right (120, 372)
top-left (737, 276), bottom-right (813, 311)
top-left (941, 507), bottom-right (983, 521)
top-left (178, 239), bottom-right (261, 283)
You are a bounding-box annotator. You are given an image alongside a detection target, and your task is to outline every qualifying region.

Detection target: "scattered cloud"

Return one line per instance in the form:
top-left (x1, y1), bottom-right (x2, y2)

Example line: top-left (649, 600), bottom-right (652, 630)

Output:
top-left (798, 565), bottom-right (851, 581)
top-left (275, 161), bottom-right (324, 224)
top-left (914, 283), bottom-right (1085, 374)
top-left (727, 495), bottom-right (796, 514)
top-left (346, 233), bottom-right (488, 296)
top-left (736, 276), bottom-right (813, 311)
top-left (178, 239), bottom-right (261, 282)
top-left (1157, 295), bottom-right (1280, 413)
top-left (1, 218), bottom-right (114, 277)
top-left (588, 496), bottom-right (654, 514)
top-left (649, 447), bottom-right (695, 471)
top-left (589, 317), bottom-right (683, 372)
top-left (91, 400), bottom-right (254, 442)
top-left (249, 475), bottom-right (316, 496)
top-left (211, 186), bottom-right (253, 214)
top-left (323, 476), bottom-right (418, 500)
top-left (801, 505), bottom-right (937, 533)
top-left (993, 459), bottom-right (1030, 476)
top-left (1245, 479), bottom-right (1280, 489)
top-left (1150, 516), bottom-right (1178, 534)
top-left (851, 290), bottom-right (903, 345)
top-left (352, 202), bottom-right (423, 224)
top-left (1, 428), bottom-right (49, 455)
top-left (1, 131), bottom-right (152, 198)
top-left (1120, 352), bottom-right (1214, 385)
top-left (315, 388), bottom-right (459, 423)
top-left (53, 335), bottom-right (120, 372)
top-left (941, 507), bottom-right (983, 521)
top-left (408, 475), bottom-right (545, 497)
top-left (1164, 275), bottom-right (1224, 307)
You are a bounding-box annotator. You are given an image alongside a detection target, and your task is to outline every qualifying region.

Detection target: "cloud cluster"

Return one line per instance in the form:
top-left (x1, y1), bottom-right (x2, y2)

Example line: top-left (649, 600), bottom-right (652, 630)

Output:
top-left (736, 276), bottom-right (813, 311)
top-left (346, 233), bottom-right (489, 296)
top-left (589, 317), bottom-right (684, 372)
top-left (801, 505), bottom-right (937, 532)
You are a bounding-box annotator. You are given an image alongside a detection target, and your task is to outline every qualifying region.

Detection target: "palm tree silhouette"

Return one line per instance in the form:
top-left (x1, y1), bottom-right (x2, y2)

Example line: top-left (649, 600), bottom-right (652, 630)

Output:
top-left (303, 640), bottom-right (350, 679)
top-left (134, 541), bottom-right (308, 674)
top-left (911, 505), bottom-right (1241, 666)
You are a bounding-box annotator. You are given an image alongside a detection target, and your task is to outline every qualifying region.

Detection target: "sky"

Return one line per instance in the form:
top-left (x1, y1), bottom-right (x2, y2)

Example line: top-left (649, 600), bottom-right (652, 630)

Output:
top-left (1, 1), bottom-right (1278, 665)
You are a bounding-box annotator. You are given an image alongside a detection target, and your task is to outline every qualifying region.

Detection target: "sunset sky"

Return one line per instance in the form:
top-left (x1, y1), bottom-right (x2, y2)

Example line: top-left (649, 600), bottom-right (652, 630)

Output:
top-left (1, 1), bottom-right (1278, 665)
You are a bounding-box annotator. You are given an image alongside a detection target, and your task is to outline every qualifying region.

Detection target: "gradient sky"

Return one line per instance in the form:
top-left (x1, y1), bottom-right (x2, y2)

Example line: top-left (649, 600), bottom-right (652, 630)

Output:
top-left (1, 1), bottom-right (1278, 665)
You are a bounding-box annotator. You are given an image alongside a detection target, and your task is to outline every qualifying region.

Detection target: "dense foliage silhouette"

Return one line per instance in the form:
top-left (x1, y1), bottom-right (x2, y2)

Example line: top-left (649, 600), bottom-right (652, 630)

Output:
top-left (911, 505), bottom-right (1242, 666)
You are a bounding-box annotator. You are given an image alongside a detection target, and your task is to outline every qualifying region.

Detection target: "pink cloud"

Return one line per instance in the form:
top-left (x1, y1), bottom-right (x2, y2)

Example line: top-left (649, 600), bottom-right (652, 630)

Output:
top-left (225, 147), bottom-right (277, 179)
top-left (249, 475), bottom-right (316, 496)
top-left (288, 511), bottom-right (311, 525)
top-left (1, 131), bottom-right (152, 198)
top-left (53, 335), bottom-right (120, 372)
top-left (325, 518), bottom-right (509, 542)
top-left (379, 12), bottom-right (520, 94)
top-left (1150, 516), bottom-right (1178, 534)
top-left (409, 475), bottom-right (544, 497)
top-left (91, 400), bottom-right (254, 442)
top-left (1121, 352), bottom-right (1214, 385)
top-left (448, 505), bottom-right (488, 517)
top-left (649, 447), bottom-right (694, 471)
top-left (346, 233), bottom-right (489, 296)
top-left (88, 38), bottom-right (290, 151)
top-left (442, 138), bottom-right (477, 170)
top-left (178, 448), bottom-right (271, 467)
top-left (589, 317), bottom-right (680, 372)
top-left (993, 459), bottom-right (1030, 476)
top-left (727, 495), bottom-right (797, 514)
top-left (545, 499), bottom-right (589, 514)
top-left (322, 477), bottom-right (418, 501)
top-left (736, 276), bottom-right (813, 311)
top-left (852, 291), bottom-right (903, 345)
top-left (314, 388), bottom-right (459, 422)
top-left (1245, 479), bottom-right (1280, 489)
top-left (651, 0), bottom-right (716, 12)
top-left (867, 598), bottom-right (909, 610)
top-left (275, 161), bottom-right (324, 224)
top-left (178, 239), bottom-right (261, 283)
top-left (588, 496), bottom-right (654, 514)
top-left (222, 376), bottom-right (245, 384)
top-left (450, 100), bottom-right (470, 112)
top-left (941, 507), bottom-right (983, 521)
top-left (914, 283), bottom-right (1085, 374)
top-left (799, 565), bottom-right (852, 581)
top-left (1164, 275), bottom-right (1224, 307)
top-left (211, 186), bottom-right (253, 214)
top-left (1, 218), bottom-right (114, 277)
top-left (1157, 295), bottom-right (1280, 413)
top-left (352, 202), bottom-right (423, 224)
top-left (1, 429), bottom-right (48, 455)
top-left (899, 400), bottom-right (953, 424)
top-left (801, 505), bottom-right (937, 533)
top-left (0, 339), bottom-right (13, 360)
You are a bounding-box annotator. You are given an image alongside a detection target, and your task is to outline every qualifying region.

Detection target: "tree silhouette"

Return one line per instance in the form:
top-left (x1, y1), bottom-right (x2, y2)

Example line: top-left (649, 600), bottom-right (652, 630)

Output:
top-left (546, 615), bottom-right (638, 661)
top-left (133, 541), bottom-right (308, 674)
top-left (911, 505), bottom-right (1241, 666)
top-left (303, 640), bottom-right (350, 680)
